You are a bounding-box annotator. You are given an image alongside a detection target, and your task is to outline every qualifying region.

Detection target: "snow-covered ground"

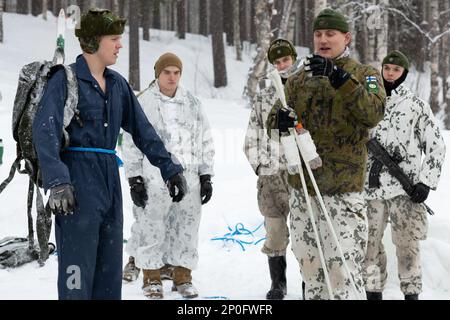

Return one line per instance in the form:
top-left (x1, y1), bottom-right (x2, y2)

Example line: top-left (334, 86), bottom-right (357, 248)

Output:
top-left (0, 13), bottom-right (449, 300)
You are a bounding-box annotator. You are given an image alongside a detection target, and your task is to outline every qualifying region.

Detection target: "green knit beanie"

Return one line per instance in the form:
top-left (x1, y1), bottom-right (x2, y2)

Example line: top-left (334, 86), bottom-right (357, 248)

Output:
top-left (382, 50), bottom-right (410, 71)
top-left (267, 38), bottom-right (298, 64)
top-left (313, 8), bottom-right (349, 33)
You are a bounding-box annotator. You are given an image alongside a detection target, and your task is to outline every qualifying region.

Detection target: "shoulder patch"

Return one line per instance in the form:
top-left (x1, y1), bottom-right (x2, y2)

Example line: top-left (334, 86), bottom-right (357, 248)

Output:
top-left (365, 75), bottom-right (379, 94)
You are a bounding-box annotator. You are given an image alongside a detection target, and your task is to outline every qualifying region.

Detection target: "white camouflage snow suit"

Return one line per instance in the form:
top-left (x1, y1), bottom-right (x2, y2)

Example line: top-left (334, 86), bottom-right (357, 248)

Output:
top-left (122, 81), bottom-right (215, 271)
top-left (363, 84), bottom-right (446, 295)
top-left (244, 82), bottom-right (291, 257)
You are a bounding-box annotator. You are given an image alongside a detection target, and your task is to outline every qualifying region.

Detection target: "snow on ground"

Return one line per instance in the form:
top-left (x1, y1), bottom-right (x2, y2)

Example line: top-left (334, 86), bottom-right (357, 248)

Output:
top-left (0, 13), bottom-right (449, 300)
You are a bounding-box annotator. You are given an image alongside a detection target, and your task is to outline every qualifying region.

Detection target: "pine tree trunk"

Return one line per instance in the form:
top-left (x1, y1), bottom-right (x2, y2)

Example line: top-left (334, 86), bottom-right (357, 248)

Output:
top-left (162, 0), bottom-right (172, 31)
top-left (233, 0), bottom-right (242, 60)
top-left (129, 0), bottom-right (140, 91)
top-left (153, 0), bottom-right (161, 29)
top-left (111, 0), bottom-right (119, 14)
top-left (278, 0), bottom-right (294, 40)
top-left (429, 0), bottom-right (440, 114)
top-left (42, 0), bottom-right (48, 20)
top-left (171, 0), bottom-right (176, 31)
top-left (141, 0), bottom-right (150, 41)
top-left (294, 0), bottom-right (302, 46)
top-left (223, 0), bottom-right (234, 45)
top-left (271, 0), bottom-right (283, 39)
top-left (17, 0), bottom-right (29, 14)
top-left (304, 0), bottom-right (313, 49)
top-left (119, 0), bottom-right (126, 17)
top-left (416, 1), bottom-right (428, 73)
top-left (244, 0), bottom-right (273, 103)
top-left (0, 0), bottom-right (3, 43)
top-left (176, 0), bottom-right (185, 39)
top-left (441, 1), bottom-right (450, 129)
top-left (187, 0), bottom-right (199, 34)
top-left (250, 0), bottom-right (257, 44)
top-left (245, 0), bottom-right (252, 43)
top-left (199, 0), bottom-right (208, 36)
top-left (210, 0), bottom-right (227, 87)
top-left (32, 0), bottom-right (42, 16)
top-left (82, 0), bottom-right (91, 12)
top-left (358, 7), bottom-right (368, 64)
top-left (392, 11), bottom-right (399, 51)
top-left (239, 0), bottom-right (248, 42)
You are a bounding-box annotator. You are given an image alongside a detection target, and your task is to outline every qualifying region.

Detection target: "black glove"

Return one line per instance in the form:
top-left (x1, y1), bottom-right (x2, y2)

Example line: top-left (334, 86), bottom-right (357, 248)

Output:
top-left (128, 176), bottom-right (148, 208)
top-left (305, 54), bottom-right (350, 89)
top-left (200, 175), bottom-right (213, 205)
top-left (48, 183), bottom-right (76, 215)
top-left (277, 108), bottom-right (296, 134)
top-left (167, 173), bottom-right (187, 203)
top-left (410, 183), bottom-right (430, 203)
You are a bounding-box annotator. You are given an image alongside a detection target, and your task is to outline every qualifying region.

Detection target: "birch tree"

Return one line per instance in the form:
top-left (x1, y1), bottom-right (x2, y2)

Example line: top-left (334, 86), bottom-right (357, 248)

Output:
top-left (277, 0), bottom-right (294, 40)
top-left (243, 0), bottom-right (273, 104)
top-left (429, 0), bottom-right (440, 114)
top-left (314, 0), bottom-right (327, 15)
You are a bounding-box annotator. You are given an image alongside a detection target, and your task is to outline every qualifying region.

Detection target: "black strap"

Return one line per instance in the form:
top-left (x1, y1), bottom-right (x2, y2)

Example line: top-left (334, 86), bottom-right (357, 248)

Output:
top-left (35, 183), bottom-right (52, 266)
top-left (27, 179), bottom-right (35, 250)
top-left (368, 160), bottom-right (383, 188)
top-left (0, 157), bottom-right (21, 194)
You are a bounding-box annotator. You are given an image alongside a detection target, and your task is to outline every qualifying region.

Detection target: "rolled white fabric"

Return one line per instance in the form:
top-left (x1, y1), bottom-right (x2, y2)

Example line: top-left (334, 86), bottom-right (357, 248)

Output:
top-left (280, 135), bottom-right (301, 174)
top-left (296, 130), bottom-right (319, 163)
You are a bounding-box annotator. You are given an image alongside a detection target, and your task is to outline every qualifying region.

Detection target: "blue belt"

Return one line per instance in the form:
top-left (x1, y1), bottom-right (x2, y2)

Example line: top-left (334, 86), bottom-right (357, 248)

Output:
top-left (65, 147), bottom-right (124, 167)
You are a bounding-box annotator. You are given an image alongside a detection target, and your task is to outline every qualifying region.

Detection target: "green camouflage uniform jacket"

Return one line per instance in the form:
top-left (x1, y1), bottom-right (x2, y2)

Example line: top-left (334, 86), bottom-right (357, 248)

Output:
top-left (267, 55), bottom-right (386, 195)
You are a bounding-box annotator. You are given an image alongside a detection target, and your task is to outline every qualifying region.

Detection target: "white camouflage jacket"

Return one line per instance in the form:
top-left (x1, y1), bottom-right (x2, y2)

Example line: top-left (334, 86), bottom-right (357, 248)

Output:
top-left (122, 81), bottom-right (215, 182)
top-left (364, 84), bottom-right (446, 200)
top-left (244, 82), bottom-right (286, 176)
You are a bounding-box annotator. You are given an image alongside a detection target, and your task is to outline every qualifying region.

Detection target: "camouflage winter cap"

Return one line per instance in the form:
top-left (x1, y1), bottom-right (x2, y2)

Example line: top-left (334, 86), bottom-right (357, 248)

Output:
top-left (382, 50), bottom-right (410, 71)
top-left (313, 8), bottom-right (349, 33)
top-left (267, 38), bottom-right (298, 64)
top-left (75, 8), bottom-right (126, 38)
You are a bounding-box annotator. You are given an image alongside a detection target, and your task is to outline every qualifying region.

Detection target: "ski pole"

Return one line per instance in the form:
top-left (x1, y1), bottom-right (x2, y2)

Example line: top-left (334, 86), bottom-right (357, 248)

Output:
top-left (292, 129), bottom-right (364, 300)
top-left (291, 138), bottom-right (334, 299)
top-left (269, 68), bottom-right (364, 300)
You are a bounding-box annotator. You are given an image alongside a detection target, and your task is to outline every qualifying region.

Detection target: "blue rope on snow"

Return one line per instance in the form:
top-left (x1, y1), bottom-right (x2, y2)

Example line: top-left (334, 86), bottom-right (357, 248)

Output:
top-left (211, 222), bottom-right (266, 251)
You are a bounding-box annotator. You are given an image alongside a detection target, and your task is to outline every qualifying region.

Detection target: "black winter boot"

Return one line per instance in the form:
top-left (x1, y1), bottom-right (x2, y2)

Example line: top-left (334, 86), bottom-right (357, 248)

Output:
top-left (302, 281), bottom-right (306, 300)
top-left (266, 256), bottom-right (287, 300)
top-left (366, 291), bottom-right (383, 300)
top-left (405, 294), bottom-right (419, 300)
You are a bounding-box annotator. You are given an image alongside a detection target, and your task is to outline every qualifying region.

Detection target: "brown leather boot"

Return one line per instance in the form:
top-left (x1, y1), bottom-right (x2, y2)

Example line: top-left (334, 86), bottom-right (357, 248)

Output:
top-left (142, 269), bottom-right (163, 299)
top-left (160, 264), bottom-right (174, 280)
top-left (172, 266), bottom-right (198, 298)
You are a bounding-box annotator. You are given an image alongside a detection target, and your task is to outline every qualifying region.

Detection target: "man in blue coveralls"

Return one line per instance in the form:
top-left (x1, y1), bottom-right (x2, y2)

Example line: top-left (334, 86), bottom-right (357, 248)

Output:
top-left (32, 8), bottom-right (187, 300)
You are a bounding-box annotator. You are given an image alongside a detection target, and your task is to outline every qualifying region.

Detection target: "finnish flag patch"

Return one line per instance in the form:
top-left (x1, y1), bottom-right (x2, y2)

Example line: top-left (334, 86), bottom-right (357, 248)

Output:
top-left (365, 75), bottom-right (379, 94)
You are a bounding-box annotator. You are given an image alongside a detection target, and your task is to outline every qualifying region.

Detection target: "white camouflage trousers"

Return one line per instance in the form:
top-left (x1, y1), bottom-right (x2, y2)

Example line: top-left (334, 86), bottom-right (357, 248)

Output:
top-left (289, 188), bottom-right (368, 300)
top-left (363, 196), bottom-right (427, 295)
top-left (126, 173), bottom-right (202, 271)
